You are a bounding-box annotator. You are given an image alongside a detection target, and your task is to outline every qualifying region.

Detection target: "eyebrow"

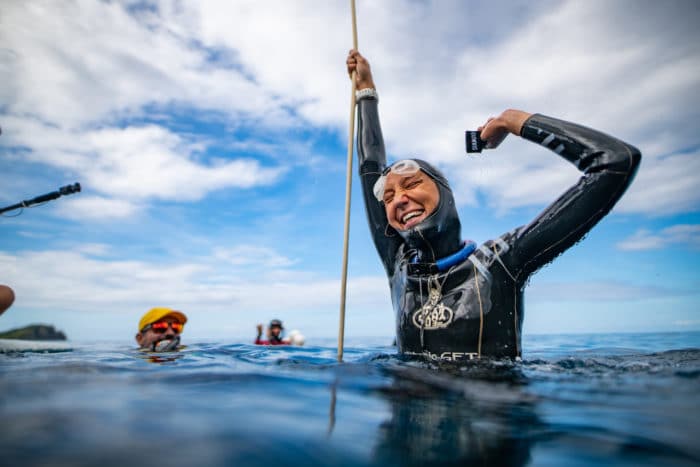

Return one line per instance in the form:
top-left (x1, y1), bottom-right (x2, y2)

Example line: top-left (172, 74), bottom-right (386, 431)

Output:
top-left (385, 173), bottom-right (422, 193)
top-left (400, 173), bottom-right (422, 185)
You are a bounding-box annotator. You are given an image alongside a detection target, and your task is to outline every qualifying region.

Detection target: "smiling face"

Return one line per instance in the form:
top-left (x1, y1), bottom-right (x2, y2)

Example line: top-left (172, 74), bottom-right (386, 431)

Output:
top-left (135, 315), bottom-right (184, 349)
top-left (382, 170), bottom-right (440, 231)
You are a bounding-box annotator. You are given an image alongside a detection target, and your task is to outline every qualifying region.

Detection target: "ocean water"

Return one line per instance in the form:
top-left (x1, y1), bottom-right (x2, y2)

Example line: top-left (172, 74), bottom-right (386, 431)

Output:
top-left (1, 332), bottom-right (698, 467)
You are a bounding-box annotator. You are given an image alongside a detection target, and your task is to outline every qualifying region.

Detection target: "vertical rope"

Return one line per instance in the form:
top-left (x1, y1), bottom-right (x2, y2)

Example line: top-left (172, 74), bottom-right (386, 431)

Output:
top-left (338, 0), bottom-right (358, 362)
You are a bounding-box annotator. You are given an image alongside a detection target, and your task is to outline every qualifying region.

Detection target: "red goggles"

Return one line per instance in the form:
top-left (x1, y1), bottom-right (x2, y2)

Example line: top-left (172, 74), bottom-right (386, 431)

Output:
top-left (143, 321), bottom-right (183, 334)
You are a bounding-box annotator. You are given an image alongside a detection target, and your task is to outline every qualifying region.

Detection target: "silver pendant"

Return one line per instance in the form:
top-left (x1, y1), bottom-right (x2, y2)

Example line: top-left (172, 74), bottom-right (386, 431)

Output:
top-left (412, 279), bottom-right (453, 330)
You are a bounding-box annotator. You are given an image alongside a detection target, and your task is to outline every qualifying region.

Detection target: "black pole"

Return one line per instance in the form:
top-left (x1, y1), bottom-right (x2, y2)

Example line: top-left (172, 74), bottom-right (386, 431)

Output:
top-left (0, 183), bottom-right (81, 215)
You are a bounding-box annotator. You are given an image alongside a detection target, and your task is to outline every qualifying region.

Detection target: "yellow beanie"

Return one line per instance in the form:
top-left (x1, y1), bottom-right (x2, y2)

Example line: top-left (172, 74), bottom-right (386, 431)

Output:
top-left (138, 307), bottom-right (188, 332)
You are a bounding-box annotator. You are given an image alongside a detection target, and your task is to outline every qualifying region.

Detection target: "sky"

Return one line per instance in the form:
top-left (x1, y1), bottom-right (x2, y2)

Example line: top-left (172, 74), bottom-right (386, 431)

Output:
top-left (1, 0), bottom-right (699, 346)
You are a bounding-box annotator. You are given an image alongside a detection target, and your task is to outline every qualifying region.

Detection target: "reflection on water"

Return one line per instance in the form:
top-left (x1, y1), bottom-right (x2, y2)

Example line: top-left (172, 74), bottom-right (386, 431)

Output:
top-left (141, 352), bottom-right (185, 364)
top-left (370, 363), bottom-right (537, 466)
top-left (0, 333), bottom-right (699, 466)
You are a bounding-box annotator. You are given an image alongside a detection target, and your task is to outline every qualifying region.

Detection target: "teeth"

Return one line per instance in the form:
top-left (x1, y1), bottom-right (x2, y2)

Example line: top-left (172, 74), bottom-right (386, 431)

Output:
top-left (402, 211), bottom-right (422, 223)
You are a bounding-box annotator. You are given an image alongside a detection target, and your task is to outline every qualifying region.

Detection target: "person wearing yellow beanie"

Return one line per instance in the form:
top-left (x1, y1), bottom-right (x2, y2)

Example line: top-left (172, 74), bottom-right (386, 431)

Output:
top-left (135, 307), bottom-right (188, 351)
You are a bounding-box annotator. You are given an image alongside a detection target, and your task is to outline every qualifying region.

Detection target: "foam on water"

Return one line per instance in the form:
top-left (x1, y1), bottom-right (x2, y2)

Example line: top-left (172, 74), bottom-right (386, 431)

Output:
top-left (1, 332), bottom-right (698, 466)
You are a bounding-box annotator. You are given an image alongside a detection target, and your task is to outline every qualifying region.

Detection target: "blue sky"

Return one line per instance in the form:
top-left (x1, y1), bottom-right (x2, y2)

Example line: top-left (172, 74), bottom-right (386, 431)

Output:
top-left (1, 0), bottom-right (699, 344)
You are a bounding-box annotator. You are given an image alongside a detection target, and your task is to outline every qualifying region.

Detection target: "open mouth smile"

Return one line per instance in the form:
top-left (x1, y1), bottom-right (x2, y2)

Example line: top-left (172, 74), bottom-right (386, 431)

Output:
top-left (400, 209), bottom-right (424, 229)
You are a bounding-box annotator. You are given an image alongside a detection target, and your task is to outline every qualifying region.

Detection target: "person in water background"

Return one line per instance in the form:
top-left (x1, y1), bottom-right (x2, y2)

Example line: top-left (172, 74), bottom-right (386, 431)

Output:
top-left (346, 49), bottom-right (641, 361)
top-left (0, 285), bottom-right (15, 316)
top-left (255, 319), bottom-right (289, 345)
top-left (136, 307), bottom-right (187, 352)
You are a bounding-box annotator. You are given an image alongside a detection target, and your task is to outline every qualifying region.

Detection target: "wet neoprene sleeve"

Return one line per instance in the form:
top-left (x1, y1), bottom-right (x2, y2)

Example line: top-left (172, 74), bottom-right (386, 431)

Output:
top-left (356, 95), bottom-right (400, 274)
top-left (506, 114), bottom-right (641, 279)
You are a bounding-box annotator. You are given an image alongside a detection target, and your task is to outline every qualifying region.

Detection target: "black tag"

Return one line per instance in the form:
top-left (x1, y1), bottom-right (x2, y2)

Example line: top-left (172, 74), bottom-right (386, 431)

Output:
top-left (407, 262), bottom-right (438, 276)
top-left (465, 130), bottom-right (486, 153)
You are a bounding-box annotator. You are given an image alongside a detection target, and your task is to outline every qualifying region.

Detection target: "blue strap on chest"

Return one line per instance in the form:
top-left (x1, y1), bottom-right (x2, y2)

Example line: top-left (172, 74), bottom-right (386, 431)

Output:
top-left (408, 240), bottom-right (477, 275)
top-left (435, 240), bottom-right (477, 272)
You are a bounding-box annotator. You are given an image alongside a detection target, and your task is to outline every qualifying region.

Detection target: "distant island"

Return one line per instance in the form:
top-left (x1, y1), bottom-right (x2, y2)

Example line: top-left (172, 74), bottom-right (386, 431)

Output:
top-left (0, 324), bottom-right (67, 341)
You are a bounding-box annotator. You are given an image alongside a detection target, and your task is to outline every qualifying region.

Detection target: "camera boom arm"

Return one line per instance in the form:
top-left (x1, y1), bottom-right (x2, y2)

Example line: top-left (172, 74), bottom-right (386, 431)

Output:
top-left (0, 183), bottom-right (81, 215)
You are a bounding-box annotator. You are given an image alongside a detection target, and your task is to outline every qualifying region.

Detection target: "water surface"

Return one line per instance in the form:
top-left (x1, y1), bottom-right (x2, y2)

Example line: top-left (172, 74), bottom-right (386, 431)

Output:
top-left (1, 332), bottom-right (698, 466)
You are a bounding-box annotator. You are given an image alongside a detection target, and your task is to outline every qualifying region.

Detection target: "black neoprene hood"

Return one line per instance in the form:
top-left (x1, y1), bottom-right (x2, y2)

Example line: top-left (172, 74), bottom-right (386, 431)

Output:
top-left (391, 159), bottom-right (463, 263)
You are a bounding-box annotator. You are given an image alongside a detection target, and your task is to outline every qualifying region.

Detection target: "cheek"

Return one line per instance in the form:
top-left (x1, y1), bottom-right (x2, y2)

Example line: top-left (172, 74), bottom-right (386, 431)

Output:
top-left (384, 205), bottom-right (392, 220)
top-left (384, 204), bottom-right (401, 228)
top-left (426, 197), bottom-right (438, 214)
top-left (424, 187), bottom-right (440, 214)
top-left (143, 332), bottom-right (159, 344)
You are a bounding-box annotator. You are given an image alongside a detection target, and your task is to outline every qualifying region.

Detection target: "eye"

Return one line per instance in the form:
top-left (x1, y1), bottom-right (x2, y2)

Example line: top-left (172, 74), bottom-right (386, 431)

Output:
top-left (403, 177), bottom-right (422, 189)
top-left (383, 191), bottom-right (395, 204)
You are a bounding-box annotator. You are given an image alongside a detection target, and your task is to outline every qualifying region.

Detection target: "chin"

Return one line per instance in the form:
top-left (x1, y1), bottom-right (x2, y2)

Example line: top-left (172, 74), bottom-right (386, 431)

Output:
top-left (398, 219), bottom-right (425, 231)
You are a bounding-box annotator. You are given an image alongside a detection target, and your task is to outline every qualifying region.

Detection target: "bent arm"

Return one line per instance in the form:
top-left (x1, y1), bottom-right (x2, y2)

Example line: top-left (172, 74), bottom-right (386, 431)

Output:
top-left (357, 96), bottom-right (402, 273)
top-left (509, 114), bottom-right (641, 279)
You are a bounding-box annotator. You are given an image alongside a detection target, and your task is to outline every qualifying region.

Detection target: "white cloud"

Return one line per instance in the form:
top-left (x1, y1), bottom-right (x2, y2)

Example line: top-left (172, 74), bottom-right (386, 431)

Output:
top-left (448, 141), bottom-right (581, 212)
top-left (55, 196), bottom-right (140, 221)
top-left (193, 0), bottom-right (352, 123)
top-left (527, 278), bottom-right (699, 304)
top-left (617, 229), bottom-right (664, 251)
top-left (74, 243), bottom-right (113, 256)
top-left (80, 125), bottom-right (286, 200)
top-left (617, 224), bottom-right (700, 251)
top-left (616, 150), bottom-right (700, 216)
top-left (0, 247), bottom-right (389, 317)
top-left (2, 116), bottom-right (286, 212)
top-left (0, 0), bottom-right (291, 128)
top-left (356, 0), bottom-right (700, 216)
top-left (2, 0), bottom-right (698, 217)
top-left (212, 245), bottom-right (297, 268)
top-left (672, 320), bottom-right (700, 328)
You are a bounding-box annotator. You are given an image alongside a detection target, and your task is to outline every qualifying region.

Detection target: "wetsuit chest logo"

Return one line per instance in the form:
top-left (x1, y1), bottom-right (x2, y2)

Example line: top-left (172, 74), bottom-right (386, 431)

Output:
top-left (411, 287), bottom-right (454, 330)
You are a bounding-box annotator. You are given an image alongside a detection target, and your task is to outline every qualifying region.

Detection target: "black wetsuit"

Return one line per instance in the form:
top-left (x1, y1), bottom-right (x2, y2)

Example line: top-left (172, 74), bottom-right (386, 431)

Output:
top-left (356, 95), bottom-right (641, 360)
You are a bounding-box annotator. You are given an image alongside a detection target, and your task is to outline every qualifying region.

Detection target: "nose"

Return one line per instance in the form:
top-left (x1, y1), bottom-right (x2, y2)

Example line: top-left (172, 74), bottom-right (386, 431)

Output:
top-left (391, 191), bottom-right (410, 207)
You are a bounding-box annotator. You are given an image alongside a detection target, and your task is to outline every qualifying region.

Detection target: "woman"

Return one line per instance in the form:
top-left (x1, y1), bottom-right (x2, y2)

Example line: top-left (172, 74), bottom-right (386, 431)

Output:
top-left (347, 50), bottom-right (641, 360)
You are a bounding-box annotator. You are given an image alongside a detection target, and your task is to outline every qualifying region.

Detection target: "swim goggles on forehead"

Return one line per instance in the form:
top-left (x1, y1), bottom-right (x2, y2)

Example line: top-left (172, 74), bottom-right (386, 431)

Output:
top-left (142, 321), bottom-right (183, 334)
top-left (372, 159), bottom-right (422, 202)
